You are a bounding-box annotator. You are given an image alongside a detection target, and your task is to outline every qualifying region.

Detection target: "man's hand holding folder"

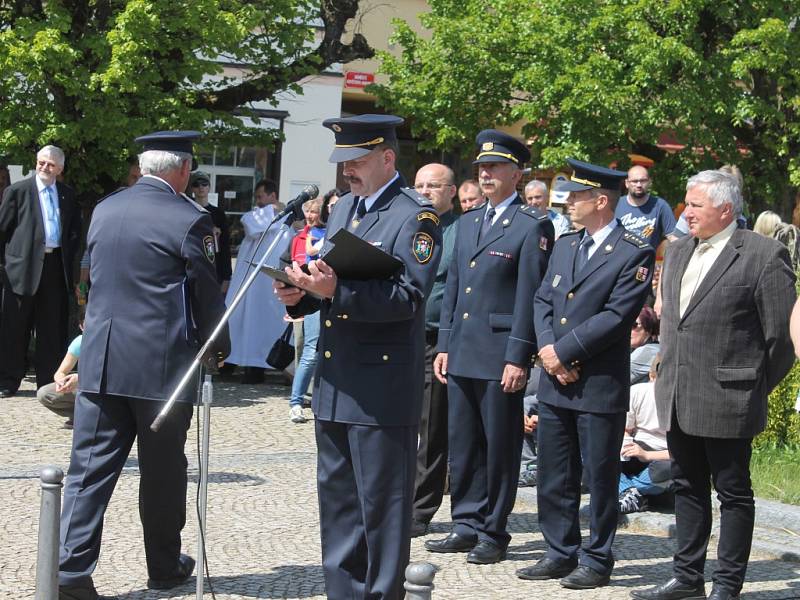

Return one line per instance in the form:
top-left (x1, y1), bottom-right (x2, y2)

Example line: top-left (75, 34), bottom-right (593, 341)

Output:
top-left (276, 259), bottom-right (338, 303)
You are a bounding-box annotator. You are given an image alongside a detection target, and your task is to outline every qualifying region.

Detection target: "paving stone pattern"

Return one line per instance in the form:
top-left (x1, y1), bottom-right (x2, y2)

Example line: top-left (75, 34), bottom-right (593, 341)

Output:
top-left (2, 376), bottom-right (799, 599)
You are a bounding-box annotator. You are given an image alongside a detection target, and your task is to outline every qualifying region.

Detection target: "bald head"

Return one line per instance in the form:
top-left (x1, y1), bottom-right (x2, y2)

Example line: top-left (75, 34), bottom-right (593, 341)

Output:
top-left (414, 163), bottom-right (456, 215)
top-left (625, 165), bottom-right (652, 202)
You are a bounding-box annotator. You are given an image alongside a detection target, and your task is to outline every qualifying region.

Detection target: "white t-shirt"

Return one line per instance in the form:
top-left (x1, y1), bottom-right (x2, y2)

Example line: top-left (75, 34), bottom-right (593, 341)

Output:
top-left (624, 381), bottom-right (668, 452)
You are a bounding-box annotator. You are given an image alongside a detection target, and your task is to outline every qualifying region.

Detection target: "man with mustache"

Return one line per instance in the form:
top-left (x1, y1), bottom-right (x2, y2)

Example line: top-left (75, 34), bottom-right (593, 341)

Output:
top-left (426, 129), bottom-right (553, 564)
top-left (274, 114), bottom-right (442, 600)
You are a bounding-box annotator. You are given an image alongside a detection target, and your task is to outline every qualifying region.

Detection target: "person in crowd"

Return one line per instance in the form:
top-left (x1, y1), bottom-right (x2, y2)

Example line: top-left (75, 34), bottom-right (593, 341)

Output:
top-left (37, 310), bottom-right (85, 429)
top-left (524, 179), bottom-right (571, 238)
top-left (126, 161), bottom-right (142, 187)
top-left (458, 178), bottom-right (483, 212)
top-left (321, 187), bottom-right (342, 223)
top-left (630, 305), bottom-right (660, 384)
top-left (0, 162), bottom-right (10, 201)
top-left (274, 114), bottom-right (441, 600)
top-left (189, 171), bottom-right (232, 293)
top-left (518, 366), bottom-right (542, 488)
top-left (225, 179), bottom-right (287, 384)
top-left (619, 355), bottom-right (671, 514)
top-left (287, 197), bottom-right (323, 423)
top-left (518, 158), bottom-right (654, 590)
top-left (426, 130), bottom-right (553, 565)
top-left (632, 170), bottom-right (795, 600)
top-left (0, 145), bottom-right (81, 397)
top-left (409, 162), bottom-right (459, 538)
top-left (616, 165), bottom-right (676, 249)
top-left (753, 210), bottom-right (800, 271)
top-left (57, 131), bottom-right (229, 600)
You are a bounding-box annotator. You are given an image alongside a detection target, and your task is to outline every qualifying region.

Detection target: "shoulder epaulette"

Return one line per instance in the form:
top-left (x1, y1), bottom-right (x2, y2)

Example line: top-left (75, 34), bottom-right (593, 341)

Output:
top-left (518, 205), bottom-right (549, 220)
top-left (622, 230), bottom-right (649, 249)
top-left (95, 186), bottom-right (126, 204)
top-left (180, 192), bottom-right (209, 213)
top-left (463, 202), bottom-right (487, 214)
top-left (400, 187), bottom-right (433, 207)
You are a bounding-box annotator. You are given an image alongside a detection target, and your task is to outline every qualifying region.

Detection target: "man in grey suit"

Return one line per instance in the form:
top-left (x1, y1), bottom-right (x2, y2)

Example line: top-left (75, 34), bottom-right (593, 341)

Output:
top-left (631, 170), bottom-right (796, 600)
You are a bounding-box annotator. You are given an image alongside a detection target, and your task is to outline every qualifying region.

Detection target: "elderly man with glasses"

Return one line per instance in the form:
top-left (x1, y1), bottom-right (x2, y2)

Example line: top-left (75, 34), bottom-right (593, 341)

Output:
top-left (0, 145), bottom-right (82, 397)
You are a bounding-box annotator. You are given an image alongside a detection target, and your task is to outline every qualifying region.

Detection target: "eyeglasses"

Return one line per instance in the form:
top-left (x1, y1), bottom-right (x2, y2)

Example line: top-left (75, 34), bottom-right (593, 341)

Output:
top-left (414, 182), bottom-right (451, 190)
top-left (192, 181), bottom-right (210, 187)
top-left (37, 159), bottom-right (59, 170)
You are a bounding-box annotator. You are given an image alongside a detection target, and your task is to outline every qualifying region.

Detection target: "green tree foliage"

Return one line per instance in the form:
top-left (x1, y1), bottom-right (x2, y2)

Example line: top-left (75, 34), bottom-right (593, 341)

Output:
top-left (0, 0), bottom-right (372, 198)
top-left (374, 0), bottom-right (800, 214)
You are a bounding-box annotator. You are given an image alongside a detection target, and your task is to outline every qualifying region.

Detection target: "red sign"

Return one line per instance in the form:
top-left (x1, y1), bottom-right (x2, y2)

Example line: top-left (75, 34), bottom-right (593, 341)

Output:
top-left (345, 71), bottom-right (375, 88)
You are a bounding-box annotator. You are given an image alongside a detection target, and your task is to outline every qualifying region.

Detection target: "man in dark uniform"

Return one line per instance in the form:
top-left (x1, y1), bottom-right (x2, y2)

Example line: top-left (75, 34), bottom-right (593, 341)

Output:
top-left (274, 114), bottom-right (442, 600)
top-left (0, 145), bottom-right (81, 396)
top-left (189, 171), bottom-right (232, 293)
top-left (425, 130), bottom-right (553, 564)
top-left (410, 163), bottom-right (459, 537)
top-left (57, 131), bottom-right (230, 600)
top-left (517, 159), bottom-right (654, 589)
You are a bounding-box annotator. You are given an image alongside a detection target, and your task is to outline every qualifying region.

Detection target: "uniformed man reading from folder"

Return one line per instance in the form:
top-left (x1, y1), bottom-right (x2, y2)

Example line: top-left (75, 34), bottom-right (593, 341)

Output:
top-left (274, 114), bottom-right (442, 600)
top-left (57, 131), bottom-right (230, 600)
top-left (425, 130), bottom-right (553, 565)
top-left (517, 159), bottom-right (654, 590)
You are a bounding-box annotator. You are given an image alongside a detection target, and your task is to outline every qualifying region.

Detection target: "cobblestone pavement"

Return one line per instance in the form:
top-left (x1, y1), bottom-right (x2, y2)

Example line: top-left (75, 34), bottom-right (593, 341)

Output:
top-left (2, 375), bottom-right (799, 599)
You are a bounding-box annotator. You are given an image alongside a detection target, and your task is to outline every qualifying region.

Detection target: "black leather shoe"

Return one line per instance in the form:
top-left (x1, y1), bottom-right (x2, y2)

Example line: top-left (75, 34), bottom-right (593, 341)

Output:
top-left (0, 387), bottom-right (17, 398)
top-left (517, 557), bottom-right (577, 580)
top-left (59, 584), bottom-right (115, 600)
top-left (467, 540), bottom-right (506, 564)
top-left (707, 586), bottom-right (738, 600)
top-left (410, 520), bottom-right (429, 538)
top-left (424, 531), bottom-right (476, 553)
top-left (561, 565), bottom-right (610, 589)
top-left (630, 577), bottom-right (707, 600)
top-left (147, 553), bottom-right (195, 590)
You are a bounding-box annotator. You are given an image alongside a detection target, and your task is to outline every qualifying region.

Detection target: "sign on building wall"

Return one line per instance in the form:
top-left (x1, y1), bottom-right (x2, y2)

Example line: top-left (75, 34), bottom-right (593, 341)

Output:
top-left (344, 71), bottom-right (375, 88)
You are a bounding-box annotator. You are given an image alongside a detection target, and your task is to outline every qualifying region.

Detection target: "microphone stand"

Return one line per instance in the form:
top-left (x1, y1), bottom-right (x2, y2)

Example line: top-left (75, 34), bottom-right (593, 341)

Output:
top-left (150, 205), bottom-right (300, 432)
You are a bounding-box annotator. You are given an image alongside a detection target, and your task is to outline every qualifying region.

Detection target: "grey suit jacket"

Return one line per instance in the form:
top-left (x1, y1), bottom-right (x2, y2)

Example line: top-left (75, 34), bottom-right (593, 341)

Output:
top-left (655, 228), bottom-right (796, 438)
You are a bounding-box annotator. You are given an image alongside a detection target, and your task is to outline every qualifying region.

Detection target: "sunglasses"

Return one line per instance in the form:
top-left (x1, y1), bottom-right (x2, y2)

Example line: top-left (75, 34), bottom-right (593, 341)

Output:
top-left (192, 181), bottom-right (210, 187)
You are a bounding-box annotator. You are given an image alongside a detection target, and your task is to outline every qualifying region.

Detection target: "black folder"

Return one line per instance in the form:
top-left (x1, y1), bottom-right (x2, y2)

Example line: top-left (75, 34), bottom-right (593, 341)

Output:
top-left (258, 229), bottom-right (403, 295)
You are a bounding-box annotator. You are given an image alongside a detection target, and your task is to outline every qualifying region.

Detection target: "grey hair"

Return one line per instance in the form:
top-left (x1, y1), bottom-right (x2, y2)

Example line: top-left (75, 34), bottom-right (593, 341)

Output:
top-left (38, 145), bottom-right (65, 167)
top-left (525, 179), bottom-right (548, 194)
top-left (686, 170), bottom-right (743, 216)
top-left (138, 150), bottom-right (192, 176)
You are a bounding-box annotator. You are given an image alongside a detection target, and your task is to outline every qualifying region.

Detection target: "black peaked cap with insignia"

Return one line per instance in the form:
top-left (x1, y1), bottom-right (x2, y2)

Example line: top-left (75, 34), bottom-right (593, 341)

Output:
top-left (322, 114), bottom-right (404, 163)
top-left (557, 158), bottom-right (627, 193)
top-left (473, 129), bottom-right (530, 167)
top-left (135, 130), bottom-right (201, 154)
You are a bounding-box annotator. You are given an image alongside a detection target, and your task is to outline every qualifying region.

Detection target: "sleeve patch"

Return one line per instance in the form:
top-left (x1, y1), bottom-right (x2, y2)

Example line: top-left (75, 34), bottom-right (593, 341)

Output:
top-left (635, 266), bottom-right (649, 282)
top-left (203, 235), bottom-right (216, 263)
top-left (418, 211), bottom-right (440, 226)
top-left (412, 232), bottom-right (435, 264)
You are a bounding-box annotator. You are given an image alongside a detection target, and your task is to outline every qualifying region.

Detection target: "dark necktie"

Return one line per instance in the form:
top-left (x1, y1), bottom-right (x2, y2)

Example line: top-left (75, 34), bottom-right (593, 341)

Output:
top-left (575, 236), bottom-right (594, 273)
top-left (351, 197), bottom-right (367, 229)
top-left (480, 207), bottom-right (496, 242)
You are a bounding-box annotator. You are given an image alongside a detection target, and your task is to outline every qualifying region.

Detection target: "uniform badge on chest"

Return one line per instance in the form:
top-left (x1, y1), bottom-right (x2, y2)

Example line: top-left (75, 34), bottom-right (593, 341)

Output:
top-left (552, 274), bottom-right (561, 287)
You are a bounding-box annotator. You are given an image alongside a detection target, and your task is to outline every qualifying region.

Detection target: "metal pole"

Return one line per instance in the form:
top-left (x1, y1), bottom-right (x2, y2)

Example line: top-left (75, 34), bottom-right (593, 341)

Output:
top-left (403, 562), bottom-right (436, 600)
top-left (35, 466), bottom-right (64, 600)
top-left (151, 214), bottom-right (294, 432)
top-left (196, 375), bottom-right (213, 599)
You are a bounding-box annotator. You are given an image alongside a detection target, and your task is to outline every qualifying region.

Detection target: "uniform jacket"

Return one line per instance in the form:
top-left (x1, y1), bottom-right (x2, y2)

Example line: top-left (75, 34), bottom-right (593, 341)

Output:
top-left (534, 222), bottom-right (654, 414)
top-left (288, 177), bottom-right (442, 426)
top-left (438, 197), bottom-right (553, 380)
top-left (0, 177), bottom-right (81, 295)
top-left (655, 228), bottom-right (796, 438)
top-left (78, 177), bottom-right (230, 403)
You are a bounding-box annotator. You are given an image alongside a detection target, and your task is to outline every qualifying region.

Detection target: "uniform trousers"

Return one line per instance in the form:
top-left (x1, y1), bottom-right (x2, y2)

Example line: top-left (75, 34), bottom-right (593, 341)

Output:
top-left (315, 419), bottom-right (417, 600)
top-left (667, 414), bottom-right (754, 594)
top-left (59, 392), bottom-right (193, 586)
top-left (447, 375), bottom-right (523, 549)
top-left (412, 332), bottom-right (448, 525)
top-left (0, 250), bottom-right (67, 390)
top-left (536, 401), bottom-right (625, 575)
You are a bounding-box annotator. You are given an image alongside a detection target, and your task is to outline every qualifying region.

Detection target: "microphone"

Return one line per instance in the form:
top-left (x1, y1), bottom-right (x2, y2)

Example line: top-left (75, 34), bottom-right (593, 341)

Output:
top-left (275, 184), bottom-right (319, 220)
